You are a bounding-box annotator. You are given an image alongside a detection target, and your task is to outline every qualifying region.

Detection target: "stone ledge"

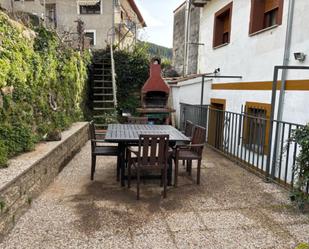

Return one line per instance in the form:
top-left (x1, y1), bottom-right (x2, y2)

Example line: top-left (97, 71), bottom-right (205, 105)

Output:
top-left (0, 122), bottom-right (89, 241)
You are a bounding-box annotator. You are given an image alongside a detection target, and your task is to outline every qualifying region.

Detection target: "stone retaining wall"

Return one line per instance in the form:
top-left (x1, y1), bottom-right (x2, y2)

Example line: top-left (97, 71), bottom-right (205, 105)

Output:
top-left (0, 122), bottom-right (89, 241)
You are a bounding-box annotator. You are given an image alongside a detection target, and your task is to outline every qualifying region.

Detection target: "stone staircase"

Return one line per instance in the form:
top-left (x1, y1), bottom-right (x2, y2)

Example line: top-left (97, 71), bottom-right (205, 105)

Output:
top-left (91, 48), bottom-right (117, 132)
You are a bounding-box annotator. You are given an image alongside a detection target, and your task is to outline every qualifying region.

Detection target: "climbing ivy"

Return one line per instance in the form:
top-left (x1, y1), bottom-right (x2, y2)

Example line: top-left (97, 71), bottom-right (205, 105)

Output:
top-left (0, 12), bottom-right (90, 167)
top-left (289, 124), bottom-right (309, 211)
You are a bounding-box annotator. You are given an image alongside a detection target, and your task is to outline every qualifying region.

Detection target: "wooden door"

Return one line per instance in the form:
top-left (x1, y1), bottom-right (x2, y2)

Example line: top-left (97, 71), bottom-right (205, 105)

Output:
top-left (208, 99), bottom-right (226, 149)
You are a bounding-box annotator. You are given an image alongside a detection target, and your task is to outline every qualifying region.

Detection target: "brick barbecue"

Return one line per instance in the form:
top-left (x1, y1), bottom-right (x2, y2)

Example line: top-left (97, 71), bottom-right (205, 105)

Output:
top-left (136, 59), bottom-right (175, 124)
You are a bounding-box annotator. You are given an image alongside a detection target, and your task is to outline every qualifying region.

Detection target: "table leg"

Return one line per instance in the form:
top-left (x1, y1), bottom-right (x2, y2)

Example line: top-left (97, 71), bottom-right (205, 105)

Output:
top-left (168, 141), bottom-right (176, 186)
top-left (119, 142), bottom-right (126, 187)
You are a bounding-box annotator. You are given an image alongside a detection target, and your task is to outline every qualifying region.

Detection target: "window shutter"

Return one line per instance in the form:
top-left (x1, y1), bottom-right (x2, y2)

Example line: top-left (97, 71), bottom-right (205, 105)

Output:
top-left (264, 0), bottom-right (279, 13)
top-left (249, 0), bottom-right (265, 34)
top-left (223, 13), bottom-right (230, 33)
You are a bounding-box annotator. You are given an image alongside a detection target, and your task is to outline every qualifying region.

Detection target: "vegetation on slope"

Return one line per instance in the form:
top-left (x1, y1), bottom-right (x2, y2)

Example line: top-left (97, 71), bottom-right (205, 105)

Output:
top-left (139, 41), bottom-right (173, 61)
top-left (0, 12), bottom-right (90, 167)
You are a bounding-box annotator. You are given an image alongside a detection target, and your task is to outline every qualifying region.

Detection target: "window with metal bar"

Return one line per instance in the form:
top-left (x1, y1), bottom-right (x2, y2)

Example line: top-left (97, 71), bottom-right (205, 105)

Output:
top-left (244, 102), bottom-right (271, 154)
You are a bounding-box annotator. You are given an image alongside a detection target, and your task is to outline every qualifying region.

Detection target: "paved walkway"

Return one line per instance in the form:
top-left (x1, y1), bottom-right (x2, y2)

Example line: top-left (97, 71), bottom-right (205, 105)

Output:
top-left (1, 142), bottom-right (309, 249)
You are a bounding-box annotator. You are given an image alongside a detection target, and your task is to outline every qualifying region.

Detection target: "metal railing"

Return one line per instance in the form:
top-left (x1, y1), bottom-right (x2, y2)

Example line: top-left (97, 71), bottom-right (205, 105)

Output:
top-left (110, 43), bottom-right (117, 108)
top-left (180, 103), bottom-right (307, 193)
top-left (180, 104), bottom-right (209, 131)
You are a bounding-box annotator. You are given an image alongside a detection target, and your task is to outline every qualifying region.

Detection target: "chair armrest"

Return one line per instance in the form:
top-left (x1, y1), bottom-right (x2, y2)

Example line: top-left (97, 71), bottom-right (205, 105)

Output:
top-left (188, 143), bottom-right (205, 148)
top-left (175, 143), bottom-right (204, 149)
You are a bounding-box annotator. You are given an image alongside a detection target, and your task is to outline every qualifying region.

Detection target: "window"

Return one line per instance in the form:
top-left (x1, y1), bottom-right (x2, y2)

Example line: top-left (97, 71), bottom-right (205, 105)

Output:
top-left (79, 1), bottom-right (101, 15)
top-left (213, 2), bottom-right (233, 48)
top-left (84, 30), bottom-right (96, 46)
top-left (249, 0), bottom-right (284, 35)
top-left (244, 102), bottom-right (271, 154)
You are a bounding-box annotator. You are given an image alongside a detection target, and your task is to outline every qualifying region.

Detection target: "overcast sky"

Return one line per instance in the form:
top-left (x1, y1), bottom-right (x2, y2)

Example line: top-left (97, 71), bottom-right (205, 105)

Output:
top-left (135, 0), bottom-right (184, 48)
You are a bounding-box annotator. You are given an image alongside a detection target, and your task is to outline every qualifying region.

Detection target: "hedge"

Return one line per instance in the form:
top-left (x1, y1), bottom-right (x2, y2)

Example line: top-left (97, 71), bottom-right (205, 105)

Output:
top-left (0, 12), bottom-right (90, 167)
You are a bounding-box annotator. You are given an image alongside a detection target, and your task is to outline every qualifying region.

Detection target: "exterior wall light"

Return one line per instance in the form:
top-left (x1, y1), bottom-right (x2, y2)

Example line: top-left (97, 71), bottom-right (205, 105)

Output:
top-left (294, 52), bottom-right (306, 62)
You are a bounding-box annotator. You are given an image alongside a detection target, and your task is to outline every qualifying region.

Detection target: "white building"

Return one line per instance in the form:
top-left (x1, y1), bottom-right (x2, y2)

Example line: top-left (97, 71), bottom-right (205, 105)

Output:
top-left (0, 0), bottom-right (146, 49)
top-left (169, 0), bottom-right (309, 186)
top-left (170, 0), bottom-right (309, 126)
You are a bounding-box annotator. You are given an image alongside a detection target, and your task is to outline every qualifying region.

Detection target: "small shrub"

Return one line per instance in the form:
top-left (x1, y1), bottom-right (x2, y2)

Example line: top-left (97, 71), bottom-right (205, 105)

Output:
top-left (0, 140), bottom-right (8, 168)
top-left (289, 124), bottom-right (309, 211)
top-left (295, 243), bottom-right (309, 249)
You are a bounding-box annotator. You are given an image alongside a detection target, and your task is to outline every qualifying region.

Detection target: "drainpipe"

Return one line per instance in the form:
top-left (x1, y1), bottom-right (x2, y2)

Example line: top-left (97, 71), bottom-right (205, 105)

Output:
top-left (183, 0), bottom-right (191, 76)
top-left (276, 0), bottom-right (295, 122)
top-left (185, 1), bottom-right (192, 76)
top-left (271, 0), bottom-right (295, 177)
top-left (112, 0), bottom-right (115, 45)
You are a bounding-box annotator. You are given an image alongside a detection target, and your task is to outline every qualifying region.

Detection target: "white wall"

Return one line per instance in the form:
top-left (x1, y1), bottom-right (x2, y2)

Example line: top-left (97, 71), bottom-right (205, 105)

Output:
top-left (193, 0), bottom-right (309, 125)
top-left (170, 77), bottom-right (211, 127)
top-left (169, 0), bottom-right (309, 185)
top-left (198, 0), bottom-right (309, 82)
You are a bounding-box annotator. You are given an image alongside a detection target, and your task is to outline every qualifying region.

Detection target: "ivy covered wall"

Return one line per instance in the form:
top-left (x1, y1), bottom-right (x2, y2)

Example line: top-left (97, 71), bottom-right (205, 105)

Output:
top-left (113, 46), bottom-right (149, 114)
top-left (0, 12), bottom-right (90, 167)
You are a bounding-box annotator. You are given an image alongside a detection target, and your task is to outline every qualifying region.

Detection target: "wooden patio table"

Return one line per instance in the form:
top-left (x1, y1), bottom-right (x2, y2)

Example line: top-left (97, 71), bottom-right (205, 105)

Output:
top-left (105, 124), bottom-right (190, 187)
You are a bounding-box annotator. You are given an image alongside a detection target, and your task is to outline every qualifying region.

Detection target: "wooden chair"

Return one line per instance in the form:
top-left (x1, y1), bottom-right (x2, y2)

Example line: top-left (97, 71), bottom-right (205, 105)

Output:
top-left (89, 121), bottom-right (120, 181)
top-left (181, 120), bottom-right (195, 166)
top-left (127, 116), bottom-right (148, 124)
top-left (173, 125), bottom-right (206, 187)
top-left (127, 134), bottom-right (170, 200)
top-left (183, 120), bottom-right (194, 138)
top-left (125, 116), bottom-right (149, 163)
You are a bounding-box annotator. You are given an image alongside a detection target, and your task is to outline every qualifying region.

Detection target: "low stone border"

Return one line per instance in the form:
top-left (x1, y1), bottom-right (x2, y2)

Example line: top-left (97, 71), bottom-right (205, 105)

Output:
top-left (0, 122), bottom-right (89, 241)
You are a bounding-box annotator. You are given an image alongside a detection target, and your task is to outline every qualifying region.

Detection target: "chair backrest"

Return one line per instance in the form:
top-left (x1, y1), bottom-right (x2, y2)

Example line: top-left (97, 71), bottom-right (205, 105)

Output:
top-left (191, 125), bottom-right (206, 155)
top-left (89, 121), bottom-right (96, 152)
top-left (184, 120), bottom-right (194, 137)
top-left (137, 134), bottom-right (169, 167)
top-left (128, 116), bottom-right (148, 124)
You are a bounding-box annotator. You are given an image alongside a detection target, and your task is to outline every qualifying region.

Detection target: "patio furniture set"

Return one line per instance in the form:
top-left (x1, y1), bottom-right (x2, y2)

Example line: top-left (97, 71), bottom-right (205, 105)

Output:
top-left (90, 118), bottom-right (206, 200)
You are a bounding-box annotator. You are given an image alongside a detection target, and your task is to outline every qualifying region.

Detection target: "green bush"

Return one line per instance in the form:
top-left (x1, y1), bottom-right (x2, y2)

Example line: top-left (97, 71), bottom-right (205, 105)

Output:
top-left (289, 124), bottom-right (309, 211)
top-left (0, 12), bottom-right (90, 167)
top-left (94, 45), bottom-right (149, 114)
top-left (0, 140), bottom-right (8, 168)
top-left (295, 243), bottom-right (309, 249)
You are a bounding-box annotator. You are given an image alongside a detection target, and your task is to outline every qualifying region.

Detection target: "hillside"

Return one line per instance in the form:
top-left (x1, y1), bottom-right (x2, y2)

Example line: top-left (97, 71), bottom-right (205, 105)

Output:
top-left (139, 41), bottom-right (173, 60)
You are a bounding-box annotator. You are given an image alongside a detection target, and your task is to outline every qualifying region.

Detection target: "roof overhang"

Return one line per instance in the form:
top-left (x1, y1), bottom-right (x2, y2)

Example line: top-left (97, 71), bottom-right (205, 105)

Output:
top-left (127, 0), bottom-right (146, 27)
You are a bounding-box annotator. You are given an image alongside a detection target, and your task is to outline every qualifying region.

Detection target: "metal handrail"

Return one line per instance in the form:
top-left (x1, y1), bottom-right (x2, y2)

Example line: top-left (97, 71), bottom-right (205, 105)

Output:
top-left (110, 45), bottom-right (118, 108)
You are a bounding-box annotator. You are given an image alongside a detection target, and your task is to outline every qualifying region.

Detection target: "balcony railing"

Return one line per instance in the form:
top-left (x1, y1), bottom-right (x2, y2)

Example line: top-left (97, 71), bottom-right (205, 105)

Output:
top-left (180, 103), bottom-right (308, 194)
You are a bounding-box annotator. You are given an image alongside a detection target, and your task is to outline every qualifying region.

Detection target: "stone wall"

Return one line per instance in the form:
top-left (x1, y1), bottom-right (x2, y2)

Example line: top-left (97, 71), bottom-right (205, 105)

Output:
top-left (0, 122), bottom-right (89, 241)
top-left (173, 3), bottom-right (200, 76)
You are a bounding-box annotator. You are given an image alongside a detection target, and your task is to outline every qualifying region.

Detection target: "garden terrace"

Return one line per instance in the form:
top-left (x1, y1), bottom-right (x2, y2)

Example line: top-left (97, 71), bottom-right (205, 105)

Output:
top-left (0, 142), bottom-right (309, 249)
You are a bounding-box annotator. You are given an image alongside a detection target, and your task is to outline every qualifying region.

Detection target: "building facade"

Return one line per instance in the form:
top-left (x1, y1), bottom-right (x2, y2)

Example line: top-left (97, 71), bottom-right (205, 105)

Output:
top-left (169, 0), bottom-right (309, 187)
top-left (173, 1), bottom-right (200, 76)
top-left (170, 0), bottom-right (309, 126)
top-left (0, 0), bottom-right (146, 49)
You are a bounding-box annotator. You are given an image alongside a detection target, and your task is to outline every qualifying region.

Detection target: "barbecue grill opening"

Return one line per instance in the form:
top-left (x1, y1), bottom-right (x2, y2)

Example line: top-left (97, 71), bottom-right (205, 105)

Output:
top-left (143, 91), bottom-right (168, 108)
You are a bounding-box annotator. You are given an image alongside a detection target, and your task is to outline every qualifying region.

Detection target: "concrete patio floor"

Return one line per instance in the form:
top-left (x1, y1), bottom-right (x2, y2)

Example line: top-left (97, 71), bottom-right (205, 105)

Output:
top-left (1, 142), bottom-right (309, 249)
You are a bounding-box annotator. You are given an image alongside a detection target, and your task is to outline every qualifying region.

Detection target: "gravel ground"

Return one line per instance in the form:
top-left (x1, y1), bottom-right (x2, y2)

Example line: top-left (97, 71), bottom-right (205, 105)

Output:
top-left (1, 142), bottom-right (309, 249)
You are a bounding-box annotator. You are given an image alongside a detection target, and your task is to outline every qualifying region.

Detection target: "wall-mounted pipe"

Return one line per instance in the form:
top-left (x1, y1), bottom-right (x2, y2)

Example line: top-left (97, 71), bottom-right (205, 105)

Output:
top-left (183, 0), bottom-right (191, 76)
top-left (266, 65), bottom-right (309, 180)
top-left (277, 0), bottom-right (295, 122)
